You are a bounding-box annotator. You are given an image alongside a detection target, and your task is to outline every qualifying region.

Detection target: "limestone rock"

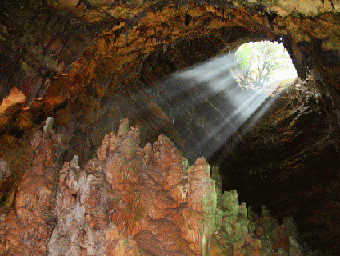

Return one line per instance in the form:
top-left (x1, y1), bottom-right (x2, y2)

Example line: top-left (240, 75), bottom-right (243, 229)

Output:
top-left (43, 117), bottom-right (54, 135)
top-left (5, 125), bottom-right (61, 255)
top-left (0, 159), bottom-right (10, 187)
top-left (1, 1), bottom-right (340, 254)
top-left (1, 118), bottom-right (308, 255)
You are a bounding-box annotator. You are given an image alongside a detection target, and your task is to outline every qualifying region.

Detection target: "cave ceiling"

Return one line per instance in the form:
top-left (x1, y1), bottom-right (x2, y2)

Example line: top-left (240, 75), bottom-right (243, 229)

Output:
top-left (1, 0), bottom-right (340, 157)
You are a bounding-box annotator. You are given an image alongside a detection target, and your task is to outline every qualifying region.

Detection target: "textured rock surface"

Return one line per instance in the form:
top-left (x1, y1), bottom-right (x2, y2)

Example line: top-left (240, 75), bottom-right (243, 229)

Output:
top-left (1, 0), bottom-right (339, 162)
top-left (5, 123), bottom-right (62, 255)
top-left (1, 0), bottom-right (339, 164)
top-left (1, 0), bottom-right (340, 255)
top-left (209, 78), bottom-right (340, 255)
top-left (0, 159), bottom-right (11, 189)
top-left (0, 0), bottom-right (110, 106)
top-left (0, 118), bottom-right (305, 255)
top-left (1, 0), bottom-right (339, 107)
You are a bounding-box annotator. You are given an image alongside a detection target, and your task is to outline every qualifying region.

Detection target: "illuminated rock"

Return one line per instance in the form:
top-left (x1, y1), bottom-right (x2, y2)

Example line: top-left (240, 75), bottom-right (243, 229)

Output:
top-left (0, 0), bottom-right (340, 254)
top-left (0, 119), bottom-right (305, 255)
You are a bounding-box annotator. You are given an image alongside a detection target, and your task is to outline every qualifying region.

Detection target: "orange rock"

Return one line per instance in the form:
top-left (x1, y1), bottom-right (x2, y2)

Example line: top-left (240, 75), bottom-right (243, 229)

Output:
top-left (2, 118), bottom-right (302, 255)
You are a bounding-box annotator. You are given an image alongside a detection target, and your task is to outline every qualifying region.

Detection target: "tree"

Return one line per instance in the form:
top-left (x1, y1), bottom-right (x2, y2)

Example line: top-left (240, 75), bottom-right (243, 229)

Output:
top-left (232, 41), bottom-right (296, 91)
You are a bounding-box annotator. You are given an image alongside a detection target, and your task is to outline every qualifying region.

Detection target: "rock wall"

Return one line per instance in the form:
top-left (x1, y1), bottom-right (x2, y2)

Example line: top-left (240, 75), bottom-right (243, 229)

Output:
top-left (1, 0), bottom-right (340, 255)
top-left (0, 0), bottom-right (111, 107)
top-left (209, 77), bottom-right (340, 255)
top-left (1, 0), bottom-right (339, 163)
top-left (1, 1), bottom-right (339, 107)
top-left (0, 118), bottom-right (305, 255)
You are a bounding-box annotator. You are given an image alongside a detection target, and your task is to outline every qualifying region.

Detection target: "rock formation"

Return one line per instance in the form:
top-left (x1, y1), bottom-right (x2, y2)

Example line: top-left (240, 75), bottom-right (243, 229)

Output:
top-left (1, 118), bottom-right (305, 255)
top-left (1, 0), bottom-right (340, 255)
top-left (209, 77), bottom-right (340, 255)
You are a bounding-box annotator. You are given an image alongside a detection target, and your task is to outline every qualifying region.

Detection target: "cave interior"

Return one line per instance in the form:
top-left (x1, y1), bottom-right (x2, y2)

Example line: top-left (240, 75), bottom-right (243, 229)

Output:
top-left (1, 0), bottom-right (340, 255)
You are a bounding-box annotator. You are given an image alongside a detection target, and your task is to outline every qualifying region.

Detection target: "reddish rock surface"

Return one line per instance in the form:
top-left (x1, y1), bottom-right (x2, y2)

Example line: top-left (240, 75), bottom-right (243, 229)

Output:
top-left (0, 1), bottom-right (340, 255)
top-left (0, 118), bottom-right (304, 255)
top-left (5, 123), bottom-right (61, 255)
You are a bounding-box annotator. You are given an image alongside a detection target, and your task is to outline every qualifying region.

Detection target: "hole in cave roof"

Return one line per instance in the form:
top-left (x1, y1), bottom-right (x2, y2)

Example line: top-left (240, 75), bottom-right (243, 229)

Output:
top-left (232, 40), bottom-right (298, 93)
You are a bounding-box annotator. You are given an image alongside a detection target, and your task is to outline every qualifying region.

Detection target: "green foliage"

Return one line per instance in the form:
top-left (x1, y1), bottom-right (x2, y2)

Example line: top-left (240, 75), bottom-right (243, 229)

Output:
top-left (232, 41), bottom-right (296, 90)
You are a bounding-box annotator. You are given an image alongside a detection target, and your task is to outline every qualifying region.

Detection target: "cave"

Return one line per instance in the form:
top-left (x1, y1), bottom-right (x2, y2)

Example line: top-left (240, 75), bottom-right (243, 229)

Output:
top-left (0, 0), bottom-right (340, 255)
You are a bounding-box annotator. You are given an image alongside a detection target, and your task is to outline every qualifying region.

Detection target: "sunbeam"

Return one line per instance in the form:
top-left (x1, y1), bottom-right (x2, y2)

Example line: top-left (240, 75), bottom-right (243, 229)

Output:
top-left (185, 83), bottom-right (278, 160)
top-left (142, 41), bottom-right (297, 162)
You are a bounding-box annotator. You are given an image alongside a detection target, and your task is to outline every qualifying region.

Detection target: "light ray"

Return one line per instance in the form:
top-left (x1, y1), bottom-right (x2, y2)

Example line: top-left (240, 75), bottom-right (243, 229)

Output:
top-left (143, 42), bottom-right (297, 161)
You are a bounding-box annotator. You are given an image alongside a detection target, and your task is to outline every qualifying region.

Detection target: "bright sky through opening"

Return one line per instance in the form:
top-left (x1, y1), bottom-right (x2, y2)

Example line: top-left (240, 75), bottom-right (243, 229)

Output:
top-left (147, 41), bottom-right (298, 162)
top-left (233, 41), bottom-right (298, 91)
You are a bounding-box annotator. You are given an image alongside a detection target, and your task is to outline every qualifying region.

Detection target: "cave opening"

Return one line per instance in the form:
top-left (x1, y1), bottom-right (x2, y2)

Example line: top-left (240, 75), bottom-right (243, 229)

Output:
top-left (143, 36), bottom-right (308, 221)
top-left (143, 36), bottom-right (337, 254)
top-left (202, 41), bottom-right (339, 255)
top-left (148, 38), bottom-right (302, 164)
top-left (232, 40), bottom-right (298, 91)
top-left (1, 1), bottom-right (340, 254)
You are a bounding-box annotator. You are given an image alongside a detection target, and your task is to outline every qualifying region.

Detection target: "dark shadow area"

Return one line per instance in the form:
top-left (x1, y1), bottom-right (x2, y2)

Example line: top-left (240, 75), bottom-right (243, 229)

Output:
top-left (208, 78), bottom-right (340, 255)
top-left (144, 53), bottom-right (279, 163)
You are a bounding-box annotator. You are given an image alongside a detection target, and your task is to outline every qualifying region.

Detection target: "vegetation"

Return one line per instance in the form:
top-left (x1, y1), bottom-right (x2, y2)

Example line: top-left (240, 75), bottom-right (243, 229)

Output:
top-left (232, 41), bottom-right (297, 90)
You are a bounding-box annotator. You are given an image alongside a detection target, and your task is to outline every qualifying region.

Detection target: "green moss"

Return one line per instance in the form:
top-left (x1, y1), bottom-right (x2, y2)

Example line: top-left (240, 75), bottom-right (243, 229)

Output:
top-left (323, 35), bottom-right (340, 51)
top-left (199, 177), bottom-right (219, 256)
top-left (240, 202), bottom-right (247, 218)
top-left (5, 186), bottom-right (16, 207)
top-left (222, 190), bottom-right (239, 216)
top-left (223, 216), bottom-right (237, 235)
top-left (215, 209), bottom-right (223, 232)
top-left (44, 0), bottom-right (57, 7)
top-left (247, 220), bottom-right (256, 234)
top-left (202, 183), bottom-right (217, 214)
top-left (205, 160), bottom-right (211, 175)
top-left (181, 159), bottom-right (189, 170)
top-left (283, 217), bottom-right (298, 240)
top-left (0, 34), bottom-right (6, 41)
top-left (123, 238), bottom-right (129, 247)
top-left (261, 205), bottom-right (270, 218)
top-left (211, 166), bottom-right (222, 209)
